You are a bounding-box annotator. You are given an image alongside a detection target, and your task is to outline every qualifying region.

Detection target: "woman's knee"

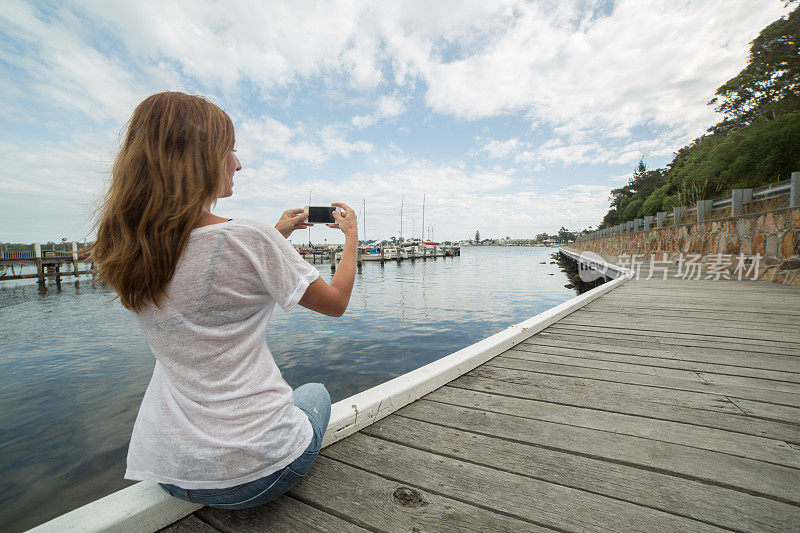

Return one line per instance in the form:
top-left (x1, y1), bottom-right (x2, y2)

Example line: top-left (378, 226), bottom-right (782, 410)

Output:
top-left (293, 383), bottom-right (331, 427)
top-left (294, 383), bottom-right (330, 407)
top-left (295, 382), bottom-right (329, 397)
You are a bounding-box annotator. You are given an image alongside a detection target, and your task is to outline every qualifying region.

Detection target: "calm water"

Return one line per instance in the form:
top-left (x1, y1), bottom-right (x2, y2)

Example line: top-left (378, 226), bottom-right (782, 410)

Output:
top-left (0, 246), bottom-right (576, 531)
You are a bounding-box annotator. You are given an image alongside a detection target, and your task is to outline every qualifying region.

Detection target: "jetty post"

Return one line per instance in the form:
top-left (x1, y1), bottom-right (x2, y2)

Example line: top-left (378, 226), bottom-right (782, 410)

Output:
top-left (72, 241), bottom-right (79, 277)
top-left (433, 245), bottom-right (437, 259)
top-left (357, 248), bottom-right (362, 268)
top-left (409, 247), bottom-right (415, 261)
top-left (380, 246), bottom-right (385, 264)
top-left (34, 242), bottom-right (44, 285)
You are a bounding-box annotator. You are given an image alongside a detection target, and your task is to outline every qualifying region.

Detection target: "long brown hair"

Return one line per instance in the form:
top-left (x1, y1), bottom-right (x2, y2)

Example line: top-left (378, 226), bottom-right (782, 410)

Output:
top-left (91, 92), bottom-right (235, 312)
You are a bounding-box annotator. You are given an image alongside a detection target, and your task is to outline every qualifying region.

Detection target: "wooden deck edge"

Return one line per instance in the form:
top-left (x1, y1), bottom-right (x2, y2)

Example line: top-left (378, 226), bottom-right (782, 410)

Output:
top-left (26, 481), bottom-right (202, 533)
top-left (559, 247), bottom-right (631, 279)
top-left (28, 249), bottom-right (631, 533)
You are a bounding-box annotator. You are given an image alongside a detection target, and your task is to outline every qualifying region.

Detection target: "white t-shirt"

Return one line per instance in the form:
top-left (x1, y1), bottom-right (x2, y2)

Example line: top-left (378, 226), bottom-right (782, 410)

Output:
top-left (124, 218), bottom-right (320, 489)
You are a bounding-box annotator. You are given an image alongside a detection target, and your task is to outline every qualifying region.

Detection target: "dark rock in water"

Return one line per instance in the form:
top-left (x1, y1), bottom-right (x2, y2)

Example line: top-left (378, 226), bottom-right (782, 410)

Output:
top-left (547, 273), bottom-right (554, 275)
top-left (564, 284), bottom-right (574, 289)
top-left (549, 261), bottom-right (556, 264)
top-left (539, 261), bottom-right (546, 264)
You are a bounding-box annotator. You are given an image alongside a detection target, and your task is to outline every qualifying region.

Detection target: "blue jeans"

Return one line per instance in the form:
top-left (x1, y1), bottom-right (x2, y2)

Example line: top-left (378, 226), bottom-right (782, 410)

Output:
top-left (158, 383), bottom-right (331, 509)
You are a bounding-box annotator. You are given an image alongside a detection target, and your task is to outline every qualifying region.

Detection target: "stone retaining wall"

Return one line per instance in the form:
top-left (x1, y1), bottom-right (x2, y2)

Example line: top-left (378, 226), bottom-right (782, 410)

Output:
top-left (571, 207), bottom-right (800, 286)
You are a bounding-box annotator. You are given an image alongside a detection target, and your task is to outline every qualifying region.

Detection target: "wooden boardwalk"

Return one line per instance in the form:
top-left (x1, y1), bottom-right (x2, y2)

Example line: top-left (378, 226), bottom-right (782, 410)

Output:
top-left (162, 249), bottom-right (800, 532)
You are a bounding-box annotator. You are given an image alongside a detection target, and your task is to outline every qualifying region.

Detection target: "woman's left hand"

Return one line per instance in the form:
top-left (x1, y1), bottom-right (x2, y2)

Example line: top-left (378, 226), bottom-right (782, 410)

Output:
top-left (275, 208), bottom-right (312, 238)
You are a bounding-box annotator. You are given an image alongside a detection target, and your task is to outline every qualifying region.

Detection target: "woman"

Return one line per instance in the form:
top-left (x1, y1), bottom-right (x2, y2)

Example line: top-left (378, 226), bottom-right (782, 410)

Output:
top-left (91, 92), bottom-right (358, 509)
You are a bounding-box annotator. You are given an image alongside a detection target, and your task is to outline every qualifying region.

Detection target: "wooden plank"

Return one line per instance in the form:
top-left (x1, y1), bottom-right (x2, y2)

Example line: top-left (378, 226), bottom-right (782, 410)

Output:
top-left (619, 283), bottom-right (800, 294)
top-left (468, 364), bottom-right (800, 425)
top-left (612, 279), bottom-right (800, 301)
top-left (612, 282), bottom-right (800, 294)
top-left (542, 325), bottom-right (800, 356)
top-left (514, 335), bottom-right (800, 385)
top-left (557, 315), bottom-right (800, 342)
top-left (561, 310), bottom-right (800, 333)
top-left (612, 294), bottom-right (800, 304)
top-left (502, 347), bottom-right (800, 393)
top-left (586, 295), bottom-right (800, 314)
top-left (364, 412), bottom-right (799, 533)
top-left (732, 397), bottom-right (800, 424)
top-left (593, 288), bottom-right (800, 302)
top-left (428, 386), bottom-right (800, 468)
top-left (466, 364), bottom-right (738, 416)
top-left (323, 432), bottom-right (727, 532)
top-left (396, 399), bottom-right (800, 504)
top-left (158, 515), bottom-right (220, 533)
top-left (583, 301), bottom-right (800, 318)
top-left (545, 323), bottom-right (800, 351)
top-left (587, 303), bottom-right (800, 320)
top-left (197, 496), bottom-right (369, 533)
top-left (288, 455), bottom-right (543, 532)
top-left (579, 306), bottom-right (800, 327)
top-left (486, 354), bottom-right (800, 406)
top-left (594, 284), bottom-right (800, 297)
top-left (450, 372), bottom-right (800, 443)
top-left (523, 334), bottom-right (800, 374)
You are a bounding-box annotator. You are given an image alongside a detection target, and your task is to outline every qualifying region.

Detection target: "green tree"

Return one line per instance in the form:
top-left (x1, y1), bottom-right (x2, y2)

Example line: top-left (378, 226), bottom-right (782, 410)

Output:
top-left (709, 6), bottom-right (799, 132)
top-left (475, 229), bottom-right (480, 242)
top-left (557, 227), bottom-right (576, 241)
top-left (605, 158), bottom-right (667, 224)
top-left (595, 7), bottom-right (800, 229)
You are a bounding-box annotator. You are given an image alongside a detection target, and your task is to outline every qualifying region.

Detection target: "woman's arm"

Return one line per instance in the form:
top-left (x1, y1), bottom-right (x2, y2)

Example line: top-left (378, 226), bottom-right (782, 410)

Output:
top-left (298, 203), bottom-right (357, 317)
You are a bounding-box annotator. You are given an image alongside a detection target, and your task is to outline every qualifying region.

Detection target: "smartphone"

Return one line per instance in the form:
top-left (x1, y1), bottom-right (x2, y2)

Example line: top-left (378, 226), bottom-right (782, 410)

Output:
top-left (304, 206), bottom-right (340, 224)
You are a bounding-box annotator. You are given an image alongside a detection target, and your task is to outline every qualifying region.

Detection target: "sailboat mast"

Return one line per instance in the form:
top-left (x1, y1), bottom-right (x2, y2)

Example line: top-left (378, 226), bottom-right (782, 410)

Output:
top-left (400, 194), bottom-right (404, 240)
top-left (308, 190), bottom-right (312, 246)
top-left (422, 194), bottom-right (425, 241)
top-left (362, 198), bottom-right (366, 241)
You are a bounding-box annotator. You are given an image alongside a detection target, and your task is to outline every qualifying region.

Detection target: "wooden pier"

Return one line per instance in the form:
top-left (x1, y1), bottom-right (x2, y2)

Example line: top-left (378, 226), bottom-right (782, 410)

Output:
top-left (1, 242), bottom-right (93, 284)
top-left (157, 247), bottom-right (800, 532)
top-left (297, 244), bottom-right (461, 270)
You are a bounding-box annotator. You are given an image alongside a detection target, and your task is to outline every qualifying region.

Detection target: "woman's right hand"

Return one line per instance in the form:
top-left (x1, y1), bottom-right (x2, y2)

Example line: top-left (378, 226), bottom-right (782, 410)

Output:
top-left (328, 202), bottom-right (357, 238)
top-left (300, 202), bottom-right (358, 317)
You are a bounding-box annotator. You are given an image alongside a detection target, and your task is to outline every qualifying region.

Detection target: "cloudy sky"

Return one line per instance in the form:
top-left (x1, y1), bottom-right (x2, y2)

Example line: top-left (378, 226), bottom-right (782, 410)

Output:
top-left (0, 1), bottom-right (789, 244)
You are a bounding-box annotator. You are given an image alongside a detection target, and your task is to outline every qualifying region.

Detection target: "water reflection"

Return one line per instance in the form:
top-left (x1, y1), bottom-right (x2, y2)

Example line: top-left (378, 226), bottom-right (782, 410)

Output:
top-left (0, 246), bottom-right (575, 531)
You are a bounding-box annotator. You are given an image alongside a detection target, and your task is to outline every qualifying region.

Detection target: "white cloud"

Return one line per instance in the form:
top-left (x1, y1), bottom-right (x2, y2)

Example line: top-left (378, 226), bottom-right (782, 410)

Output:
top-left (421, 0), bottom-right (786, 145)
top-left (377, 95), bottom-right (404, 117)
top-left (351, 114), bottom-right (376, 129)
top-left (235, 116), bottom-right (372, 165)
top-left (1, 0), bottom-right (790, 242)
top-left (218, 157), bottom-right (609, 241)
top-left (0, 1), bottom-right (150, 123)
top-left (319, 124), bottom-right (373, 158)
top-left (4, 0), bottom-right (787, 137)
top-left (480, 129), bottom-right (687, 168)
top-left (480, 137), bottom-right (522, 159)
top-left (236, 116), bottom-right (327, 165)
top-left (352, 95), bottom-right (406, 128)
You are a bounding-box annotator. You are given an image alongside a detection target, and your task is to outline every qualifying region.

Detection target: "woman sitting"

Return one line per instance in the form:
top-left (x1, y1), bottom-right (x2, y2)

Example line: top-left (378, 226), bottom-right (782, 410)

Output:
top-left (91, 91), bottom-right (358, 509)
